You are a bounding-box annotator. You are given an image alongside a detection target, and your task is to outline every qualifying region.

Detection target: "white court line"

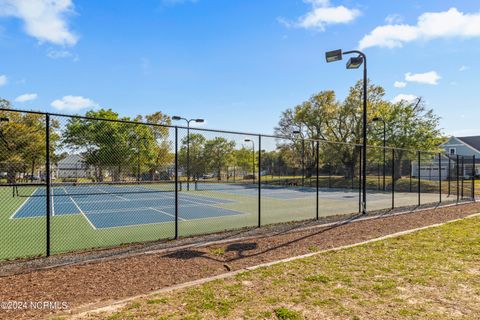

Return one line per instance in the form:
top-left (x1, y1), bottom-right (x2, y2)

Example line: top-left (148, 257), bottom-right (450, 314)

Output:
top-left (84, 203), bottom-right (205, 215)
top-left (161, 193), bottom-right (225, 205)
top-left (68, 195), bottom-right (97, 230)
top-left (9, 187), bottom-right (39, 219)
top-left (149, 207), bottom-right (186, 221)
top-left (94, 187), bottom-right (131, 201)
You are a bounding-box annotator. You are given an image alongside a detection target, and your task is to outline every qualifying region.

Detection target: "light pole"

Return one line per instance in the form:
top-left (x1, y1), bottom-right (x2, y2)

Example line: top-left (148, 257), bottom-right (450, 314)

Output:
top-left (172, 116), bottom-right (204, 191)
top-left (326, 49), bottom-right (368, 214)
top-left (293, 129), bottom-right (305, 186)
top-left (372, 117), bottom-right (386, 191)
top-left (244, 139), bottom-right (255, 184)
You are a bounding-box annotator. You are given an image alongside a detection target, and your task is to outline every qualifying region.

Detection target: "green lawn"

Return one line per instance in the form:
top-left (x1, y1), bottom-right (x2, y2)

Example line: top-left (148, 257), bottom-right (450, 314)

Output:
top-left (90, 215), bottom-right (480, 320)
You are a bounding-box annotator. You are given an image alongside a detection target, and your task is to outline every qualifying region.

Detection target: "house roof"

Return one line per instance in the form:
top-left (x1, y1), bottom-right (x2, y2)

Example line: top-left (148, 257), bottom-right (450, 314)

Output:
top-left (457, 136), bottom-right (480, 153)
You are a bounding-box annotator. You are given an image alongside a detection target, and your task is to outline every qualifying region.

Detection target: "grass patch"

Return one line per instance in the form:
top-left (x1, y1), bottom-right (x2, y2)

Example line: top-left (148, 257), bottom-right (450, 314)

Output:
top-left (274, 307), bottom-right (303, 320)
top-left (209, 247), bottom-right (226, 255)
top-left (304, 274), bottom-right (330, 283)
top-left (94, 216), bottom-right (480, 320)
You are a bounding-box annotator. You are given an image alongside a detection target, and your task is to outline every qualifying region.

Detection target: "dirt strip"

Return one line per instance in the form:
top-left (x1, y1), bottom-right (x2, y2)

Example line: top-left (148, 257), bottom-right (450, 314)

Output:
top-left (1, 202), bottom-right (480, 320)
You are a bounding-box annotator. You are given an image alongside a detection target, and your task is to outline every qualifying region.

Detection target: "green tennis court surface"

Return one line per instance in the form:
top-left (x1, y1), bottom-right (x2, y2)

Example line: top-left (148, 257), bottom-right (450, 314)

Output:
top-left (0, 182), bottom-right (446, 261)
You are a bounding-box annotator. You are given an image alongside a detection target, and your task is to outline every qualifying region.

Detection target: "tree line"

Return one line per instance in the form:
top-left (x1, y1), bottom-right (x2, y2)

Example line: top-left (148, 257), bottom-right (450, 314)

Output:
top-left (0, 81), bottom-right (444, 183)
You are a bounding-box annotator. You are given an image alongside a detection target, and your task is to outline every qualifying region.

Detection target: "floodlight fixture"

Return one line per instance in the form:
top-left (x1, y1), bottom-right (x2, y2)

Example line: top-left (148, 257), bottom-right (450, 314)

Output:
top-left (346, 56), bottom-right (364, 69)
top-left (172, 116), bottom-right (182, 121)
top-left (325, 49), bottom-right (343, 63)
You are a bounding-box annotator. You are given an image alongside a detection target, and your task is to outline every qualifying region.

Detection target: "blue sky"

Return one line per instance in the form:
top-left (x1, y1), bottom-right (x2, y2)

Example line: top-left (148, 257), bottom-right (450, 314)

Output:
top-left (0, 0), bottom-right (479, 137)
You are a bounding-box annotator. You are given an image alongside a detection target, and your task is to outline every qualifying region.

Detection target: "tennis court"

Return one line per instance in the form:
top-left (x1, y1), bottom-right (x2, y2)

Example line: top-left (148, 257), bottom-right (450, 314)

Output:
top-left (10, 183), bottom-right (243, 229)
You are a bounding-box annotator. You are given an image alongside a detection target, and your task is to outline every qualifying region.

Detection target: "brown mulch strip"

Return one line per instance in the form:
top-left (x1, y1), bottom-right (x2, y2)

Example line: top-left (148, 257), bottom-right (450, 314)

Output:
top-left (1, 202), bottom-right (480, 320)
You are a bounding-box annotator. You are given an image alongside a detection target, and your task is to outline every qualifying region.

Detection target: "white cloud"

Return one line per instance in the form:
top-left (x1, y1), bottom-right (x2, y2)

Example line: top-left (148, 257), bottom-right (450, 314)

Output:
top-left (392, 94), bottom-right (418, 103)
top-left (359, 8), bottom-right (480, 49)
top-left (405, 71), bottom-right (441, 85)
top-left (458, 65), bottom-right (469, 71)
top-left (280, 0), bottom-right (360, 31)
top-left (0, 0), bottom-right (77, 46)
top-left (0, 74), bottom-right (7, 86)
top-left (15, 93), bottom-right (37, 102)
top-left (385, 14), bottom-right (403, 24)
top-left (46, 49), bottom-right (78, 60)
top-left (393, 81), bottom-right (406, 88)
top-left (51, 95), bottom-right (98, 111)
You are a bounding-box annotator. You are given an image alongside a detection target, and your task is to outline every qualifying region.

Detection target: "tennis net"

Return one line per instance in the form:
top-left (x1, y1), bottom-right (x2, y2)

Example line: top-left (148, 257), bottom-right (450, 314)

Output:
top-left (11, 180), bottom-right (182, 197)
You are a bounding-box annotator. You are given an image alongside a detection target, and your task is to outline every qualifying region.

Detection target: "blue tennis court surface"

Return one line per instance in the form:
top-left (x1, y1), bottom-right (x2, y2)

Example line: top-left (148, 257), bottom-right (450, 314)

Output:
top-left (11, 185), bottom-right (243, 229)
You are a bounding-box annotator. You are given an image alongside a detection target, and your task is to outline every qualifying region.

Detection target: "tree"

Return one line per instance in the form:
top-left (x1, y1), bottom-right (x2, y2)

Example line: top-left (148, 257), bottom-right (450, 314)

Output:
top-left (369, 98), bottom-right (444, 180)
top-left (275, 80), bottom-right (444, 180)
top-left (139, 112), bottom-right (173, 179)
top-left (203, 137), bottom-right (235, 180)
top-left (179, 133), bottom-right (207, 180)
top-left (62, 109), bottom-right (154, 181)
top-left (233, 147), bottom-right (254, 176)
top-left (0, 98), bottom-right (59, 183)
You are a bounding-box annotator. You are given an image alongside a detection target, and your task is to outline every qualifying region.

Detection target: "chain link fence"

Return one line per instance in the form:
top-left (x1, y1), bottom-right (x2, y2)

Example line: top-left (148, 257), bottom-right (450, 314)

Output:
top-left (0, 108), bottom-right (477, 260)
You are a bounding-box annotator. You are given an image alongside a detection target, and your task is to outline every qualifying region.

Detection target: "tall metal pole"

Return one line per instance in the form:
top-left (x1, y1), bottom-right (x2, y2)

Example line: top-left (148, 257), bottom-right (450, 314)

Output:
top-left (175, 127), bottom-right (179, 239)
top-left (358, 146), bottom-right (362, 213)
top-left (418, 151), bottom-right (421, 206)
top-left (45, 114), bottom-right (51, 257)
top-left (258, 136), bottom-right (261, 227)
top-left (391, 149), bottom-right (395, 209)
top-left (332, 49), bottom-right (368, 214)
top-left (362, 55), bottom-right (368, 214)
top-left (316, 141), bottom-right (319, 220)
top-left (382, 121), bottom-right (386, 191)
top-left (186, 121), bottom-right (190, 191)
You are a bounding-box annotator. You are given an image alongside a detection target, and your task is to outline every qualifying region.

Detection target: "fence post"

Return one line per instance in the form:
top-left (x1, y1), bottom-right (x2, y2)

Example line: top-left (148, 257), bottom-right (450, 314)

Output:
top-left (417, 151), bottom-right (421, 206)
top-left (438, 153), bottom-right (442, 203)
top-left (392, 149), bottom-right (395, 209)
top-left (46, 114), bottom-right (51, 257)
top-left (328, 165), bottom-right (332, 188)
top-left (258, 135), bottom-right (261, 228)
top-left (377, 163), bottom-right (380, 190)
top-left (316, 141), bottom-right (319, 220)
top-left (473, 155), bottom-right (476, 200)
top-left (456, 154), bottom-right (460, 202)
top-left (448, 157), bottom-right (451, 196)
top-left (409, 159), bottom-right (412, 192)
top-left (174, 126), bottom-right (179, 239)
top-left (461, 156), bottom-right (465, 199)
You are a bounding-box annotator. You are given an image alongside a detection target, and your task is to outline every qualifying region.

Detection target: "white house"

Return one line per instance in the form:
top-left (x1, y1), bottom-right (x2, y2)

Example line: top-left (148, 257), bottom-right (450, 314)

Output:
top-left (56, 154), bottom-right (92, 179)
top-left (412, 136), bottom-right (480, 180)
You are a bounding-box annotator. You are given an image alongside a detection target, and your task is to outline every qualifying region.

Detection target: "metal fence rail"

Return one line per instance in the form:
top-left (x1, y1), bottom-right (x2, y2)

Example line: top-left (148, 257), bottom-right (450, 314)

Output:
top-left (0, 108), bottom-right (477, 261)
